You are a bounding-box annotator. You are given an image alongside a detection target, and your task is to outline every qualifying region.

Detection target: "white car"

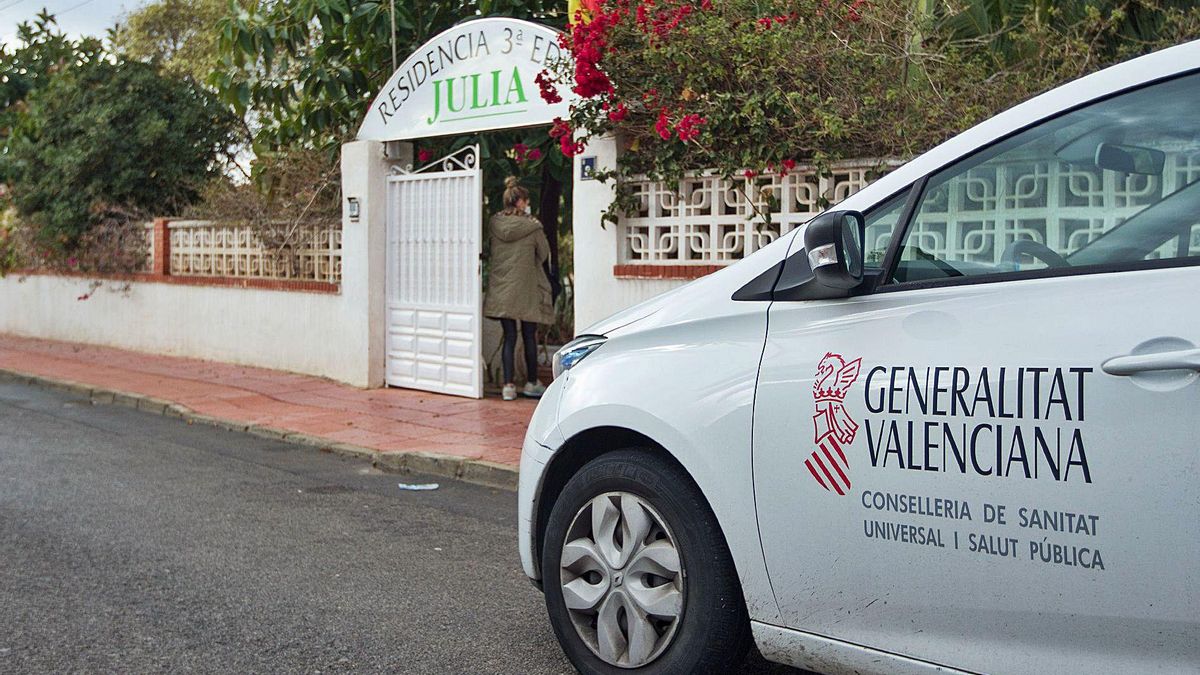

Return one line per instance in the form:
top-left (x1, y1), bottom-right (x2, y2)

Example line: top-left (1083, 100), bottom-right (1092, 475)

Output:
top-left (519, 41), bottom-right (1200, 675)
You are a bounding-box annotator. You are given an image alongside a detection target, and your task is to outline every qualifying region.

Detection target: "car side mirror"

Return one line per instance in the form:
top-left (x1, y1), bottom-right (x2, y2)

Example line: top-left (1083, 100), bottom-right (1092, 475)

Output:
top-left (804, 210), bottom-right (865, 291)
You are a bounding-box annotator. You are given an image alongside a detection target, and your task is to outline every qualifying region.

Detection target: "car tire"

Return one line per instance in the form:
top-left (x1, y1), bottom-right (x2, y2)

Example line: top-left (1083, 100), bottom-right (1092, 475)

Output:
top-left (541, 449), bottom-right (751, 674)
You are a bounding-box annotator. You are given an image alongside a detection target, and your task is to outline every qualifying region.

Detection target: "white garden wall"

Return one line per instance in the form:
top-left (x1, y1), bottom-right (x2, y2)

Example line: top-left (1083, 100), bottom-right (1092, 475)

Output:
top-left (0, 140), bottom-right (392, 388)
top-left (0, 276), bottom-right (366, 381)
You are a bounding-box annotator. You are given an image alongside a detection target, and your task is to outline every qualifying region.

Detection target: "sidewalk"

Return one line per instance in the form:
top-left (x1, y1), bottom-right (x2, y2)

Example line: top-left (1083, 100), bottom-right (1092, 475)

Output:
top-left (0, 334), bottom-right (535, 486)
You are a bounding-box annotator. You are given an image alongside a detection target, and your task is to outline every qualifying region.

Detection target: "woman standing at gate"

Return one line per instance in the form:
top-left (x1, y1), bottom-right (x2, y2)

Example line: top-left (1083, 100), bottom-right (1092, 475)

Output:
top-left (484, 176), bottom-right (555, 401)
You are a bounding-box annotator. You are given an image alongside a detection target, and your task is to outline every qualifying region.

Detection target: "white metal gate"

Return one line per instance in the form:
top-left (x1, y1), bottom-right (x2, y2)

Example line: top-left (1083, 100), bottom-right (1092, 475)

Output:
top-left (385, 146), bottom-right (483, 398)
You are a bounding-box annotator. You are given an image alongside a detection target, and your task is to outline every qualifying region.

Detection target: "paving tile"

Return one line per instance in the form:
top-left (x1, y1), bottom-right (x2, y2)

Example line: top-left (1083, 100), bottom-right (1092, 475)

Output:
top-left (283, 420), bottom-right (357, 436)
top-left (337, 416), bottom-right (443, 439)
top-left (476, 446), bottom-right (523, 465)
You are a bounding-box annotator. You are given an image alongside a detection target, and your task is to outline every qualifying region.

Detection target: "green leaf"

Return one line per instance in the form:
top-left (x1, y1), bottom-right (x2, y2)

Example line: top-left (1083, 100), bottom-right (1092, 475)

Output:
top-left (236, 29), bottom-right (253, 56)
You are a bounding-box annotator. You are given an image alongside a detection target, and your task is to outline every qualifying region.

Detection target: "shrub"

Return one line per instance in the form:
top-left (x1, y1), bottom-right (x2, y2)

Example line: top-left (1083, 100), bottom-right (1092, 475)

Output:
top-left (1, 59), bottom-right (236, 262)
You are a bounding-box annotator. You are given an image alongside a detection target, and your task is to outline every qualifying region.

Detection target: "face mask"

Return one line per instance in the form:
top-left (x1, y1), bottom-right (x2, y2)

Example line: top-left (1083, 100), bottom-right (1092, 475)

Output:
top-left (524, 205), bottom-right (532, 215)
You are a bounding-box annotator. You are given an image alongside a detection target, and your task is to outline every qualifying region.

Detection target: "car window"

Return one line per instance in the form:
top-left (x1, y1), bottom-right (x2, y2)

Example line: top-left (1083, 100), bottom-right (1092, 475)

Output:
top-left (863, 192), bottom-right (907, 269)
top-left (887, 72), bottom-right (1200, 285)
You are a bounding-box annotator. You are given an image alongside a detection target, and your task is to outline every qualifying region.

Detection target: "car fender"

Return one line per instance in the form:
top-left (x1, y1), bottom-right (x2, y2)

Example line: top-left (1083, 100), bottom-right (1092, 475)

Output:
top-left (549, 313), bottom-right (784, 625)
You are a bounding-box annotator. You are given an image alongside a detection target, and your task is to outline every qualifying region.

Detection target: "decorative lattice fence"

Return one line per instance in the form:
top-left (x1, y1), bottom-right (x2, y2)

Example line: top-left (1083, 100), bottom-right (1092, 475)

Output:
top-left (165, 220), bottom-right (342, 283)
top-left (618, 160), bottom-right (900, 265)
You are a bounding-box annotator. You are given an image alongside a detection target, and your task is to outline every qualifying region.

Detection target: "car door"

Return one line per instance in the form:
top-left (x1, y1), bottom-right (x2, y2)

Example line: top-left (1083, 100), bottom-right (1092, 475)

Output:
top-left (752, 72), bottom-right (1200, 674)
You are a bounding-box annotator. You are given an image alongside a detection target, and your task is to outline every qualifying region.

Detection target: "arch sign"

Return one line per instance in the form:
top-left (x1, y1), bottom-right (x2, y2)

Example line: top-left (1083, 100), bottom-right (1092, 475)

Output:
top-left (358, 18), bottom-right (573, 142)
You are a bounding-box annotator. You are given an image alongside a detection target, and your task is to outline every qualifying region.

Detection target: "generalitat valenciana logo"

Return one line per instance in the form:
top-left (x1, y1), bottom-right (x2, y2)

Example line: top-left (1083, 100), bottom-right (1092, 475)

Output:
top-left (807, 353), bottom-right (862, 496)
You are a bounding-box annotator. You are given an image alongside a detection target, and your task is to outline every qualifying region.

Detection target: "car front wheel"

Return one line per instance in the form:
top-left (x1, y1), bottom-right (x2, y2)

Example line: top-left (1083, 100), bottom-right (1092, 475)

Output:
top-left (541, 449), bottom-right (750, 674)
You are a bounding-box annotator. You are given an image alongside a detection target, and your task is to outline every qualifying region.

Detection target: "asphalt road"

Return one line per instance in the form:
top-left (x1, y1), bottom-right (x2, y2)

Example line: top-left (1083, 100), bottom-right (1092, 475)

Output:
top-left (0, 379), bottom-right (800, 674)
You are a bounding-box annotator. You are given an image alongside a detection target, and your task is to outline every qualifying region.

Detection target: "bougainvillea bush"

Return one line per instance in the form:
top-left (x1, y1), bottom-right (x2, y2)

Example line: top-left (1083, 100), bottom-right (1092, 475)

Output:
top-left (541, 0), bottom-right (1200, 222)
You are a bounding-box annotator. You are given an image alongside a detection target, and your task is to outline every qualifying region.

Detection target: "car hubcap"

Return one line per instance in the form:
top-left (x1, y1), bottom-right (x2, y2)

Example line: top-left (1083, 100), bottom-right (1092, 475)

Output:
top-left (559, 492), bottom-right (685, 668)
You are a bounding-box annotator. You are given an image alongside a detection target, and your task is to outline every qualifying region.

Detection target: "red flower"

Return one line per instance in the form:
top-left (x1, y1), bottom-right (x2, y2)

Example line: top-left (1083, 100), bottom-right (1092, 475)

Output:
top-left (607, 102), bottom-right (629, 122)
top-left (559, 135), bottom-right (585, 157)
top-left (535, 71), bottom-right (562, 104)
top-left (655, 109), bottom-right (672, 140)
top-left (633, 0), bottom-right (691, 42)
top-left (744, 169), bottom-right (758, 179)
top-left (848, 0), bottom-right (866, 22)
top-left (417, 148), bottom-right (432, 163)
top-left (567, 7), bottom-right (618, 98)
top-left (757, 17), bottom-right (772, 28)
top-left (675, 113), bottom-right (706, 142)
top-left (700, 0), bottom-right (712, 9)
top-left (513, 144), bottom-right (542, 163)
top-left (573, 61), bottom-right (613, 97)
top-left (643, 1), bottom-right (691, 39)
top-left (550, 117), bottom-right (582, 156)
top-left (665, 4), bottom-right (692, 32)
top-left (782, 158), bottom-right (797, 171)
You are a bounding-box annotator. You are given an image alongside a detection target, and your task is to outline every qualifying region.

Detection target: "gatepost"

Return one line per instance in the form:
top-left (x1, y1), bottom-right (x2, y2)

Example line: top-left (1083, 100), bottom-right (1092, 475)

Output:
top-left (339, 140), bottom-right (409, 387)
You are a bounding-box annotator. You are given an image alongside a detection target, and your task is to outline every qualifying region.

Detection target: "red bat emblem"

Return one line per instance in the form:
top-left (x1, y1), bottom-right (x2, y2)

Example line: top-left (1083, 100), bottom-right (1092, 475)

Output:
top-left (807, 353), bottom-right (861, 495)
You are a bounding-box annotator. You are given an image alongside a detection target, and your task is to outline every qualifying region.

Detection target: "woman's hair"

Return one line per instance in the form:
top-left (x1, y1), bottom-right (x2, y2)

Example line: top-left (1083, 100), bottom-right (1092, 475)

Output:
top-left (501, 176), bottom-right (530, 215)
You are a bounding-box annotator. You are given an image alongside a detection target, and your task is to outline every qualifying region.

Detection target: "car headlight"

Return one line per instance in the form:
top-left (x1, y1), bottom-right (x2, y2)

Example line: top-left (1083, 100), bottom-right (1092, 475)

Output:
top-left (553, 335), bottom-right (607, 379)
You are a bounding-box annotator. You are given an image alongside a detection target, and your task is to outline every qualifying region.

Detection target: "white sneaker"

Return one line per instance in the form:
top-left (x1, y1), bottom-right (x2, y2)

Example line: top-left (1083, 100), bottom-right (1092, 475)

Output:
top-left (521, 381), bottom-right (546, 398)
top-left (502, 383), bottom-right (517, 401)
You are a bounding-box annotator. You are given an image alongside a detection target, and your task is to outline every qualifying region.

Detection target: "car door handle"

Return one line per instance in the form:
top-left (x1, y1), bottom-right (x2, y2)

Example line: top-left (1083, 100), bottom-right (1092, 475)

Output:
top-left (1101, 348), bottom-right (1200, 376)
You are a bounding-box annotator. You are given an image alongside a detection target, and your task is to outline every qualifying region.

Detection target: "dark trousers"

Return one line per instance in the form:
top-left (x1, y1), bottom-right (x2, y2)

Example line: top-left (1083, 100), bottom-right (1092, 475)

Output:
top-left (500, 319), bottom-right (539, 385)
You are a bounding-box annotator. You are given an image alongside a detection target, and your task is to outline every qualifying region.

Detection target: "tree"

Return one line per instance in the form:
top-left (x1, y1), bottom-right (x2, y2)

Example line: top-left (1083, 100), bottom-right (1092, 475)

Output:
top-left (0, 13), bottom-right (104, 148)
top-left (111, 0), bottom-right (232, 84)
top-left (2, 60), bottom-right (237, 251)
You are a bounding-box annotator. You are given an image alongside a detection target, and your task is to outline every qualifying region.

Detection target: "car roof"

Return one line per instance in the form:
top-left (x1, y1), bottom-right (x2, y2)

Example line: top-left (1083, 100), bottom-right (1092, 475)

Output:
top-left (836, 39), bottom-right (1200, 214)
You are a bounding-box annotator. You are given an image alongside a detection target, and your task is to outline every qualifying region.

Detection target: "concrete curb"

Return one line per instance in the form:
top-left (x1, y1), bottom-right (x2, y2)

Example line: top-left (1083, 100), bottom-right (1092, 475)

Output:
top-left (0, 368), bottom-right (519, 491)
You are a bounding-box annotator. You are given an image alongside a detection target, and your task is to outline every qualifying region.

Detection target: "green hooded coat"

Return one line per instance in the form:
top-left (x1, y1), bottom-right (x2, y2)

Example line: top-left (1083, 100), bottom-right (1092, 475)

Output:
top-left (483, 212), bottom-right (555, 325)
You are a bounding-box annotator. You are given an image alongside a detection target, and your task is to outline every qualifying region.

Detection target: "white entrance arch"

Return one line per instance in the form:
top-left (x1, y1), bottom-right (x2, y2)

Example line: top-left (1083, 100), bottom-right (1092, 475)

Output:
top-left (350, 17), bottom-right (572, 397)
top-left (358, 18), bottom-right (572, 143)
